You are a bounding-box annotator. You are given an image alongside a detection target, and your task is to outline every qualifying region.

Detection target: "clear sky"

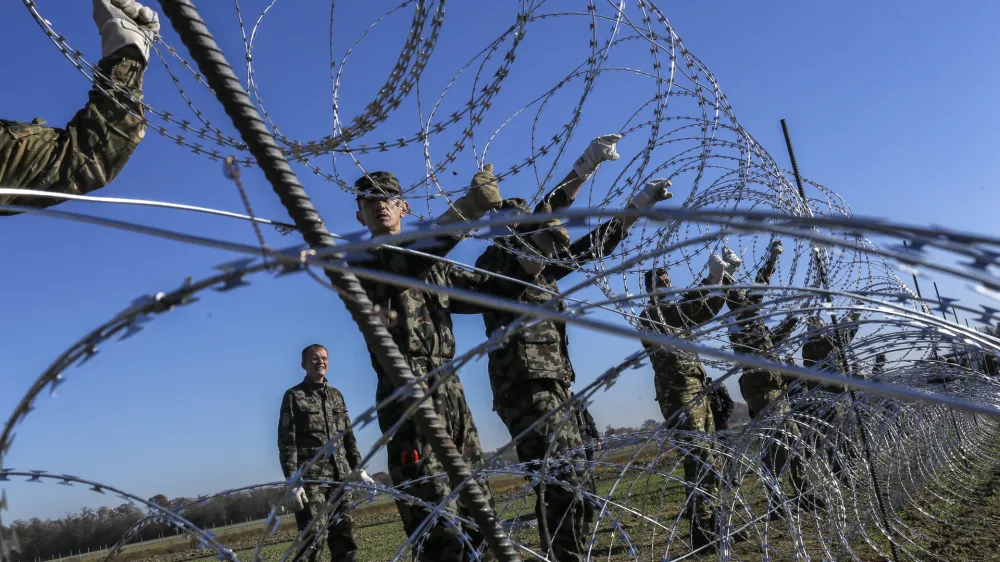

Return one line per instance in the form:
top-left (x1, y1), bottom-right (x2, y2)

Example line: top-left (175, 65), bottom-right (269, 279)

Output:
top-left (2, 1), bottom-right (999, 522)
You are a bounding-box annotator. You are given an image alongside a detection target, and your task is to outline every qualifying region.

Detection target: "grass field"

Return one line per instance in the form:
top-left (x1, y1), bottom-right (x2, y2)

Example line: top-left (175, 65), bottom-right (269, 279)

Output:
top-left (107, 437), bottom-right (1000, 562)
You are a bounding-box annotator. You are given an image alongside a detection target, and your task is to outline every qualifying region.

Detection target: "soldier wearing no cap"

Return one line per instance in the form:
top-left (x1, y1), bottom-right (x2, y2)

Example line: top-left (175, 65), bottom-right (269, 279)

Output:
top-left (1, 0), bottom-right (157, 214)
top-left (278, 344), bottom-right (369, 562)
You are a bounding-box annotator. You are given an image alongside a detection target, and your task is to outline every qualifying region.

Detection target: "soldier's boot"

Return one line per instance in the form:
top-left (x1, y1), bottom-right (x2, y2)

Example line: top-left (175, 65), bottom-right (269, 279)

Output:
top-left (690, 518), bottom-right (717, 555)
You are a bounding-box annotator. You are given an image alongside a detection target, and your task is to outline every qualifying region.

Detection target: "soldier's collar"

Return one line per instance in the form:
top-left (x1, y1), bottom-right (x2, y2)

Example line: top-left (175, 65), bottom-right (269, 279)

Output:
top-left (303, 375), bottom-right (328, 387)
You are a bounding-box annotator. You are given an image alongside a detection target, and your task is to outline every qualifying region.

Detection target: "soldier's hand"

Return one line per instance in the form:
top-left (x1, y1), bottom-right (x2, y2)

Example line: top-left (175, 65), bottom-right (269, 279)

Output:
top-left (573, 133), bottom-right (622, 180)
top-left (529, 222), bottom-right (571, 259)
top-left (94, 0), bottom-right (160, 63)
top-left (629, 178), bottom-right (673, 208)
top-left (437, 163), bottom-right (502, 224)
top-left (707, 254), bottom-right (727, 282)
top-left (359, 470), bottom-right (377, 486)
top-left (468, 163), bottom-right (503, 212)
top-left (290, 486), bottom-right (308, 511)
top-left (721, 247), bottom-right (742, 274)
top-left (768, 240), bottom-right (784, 259)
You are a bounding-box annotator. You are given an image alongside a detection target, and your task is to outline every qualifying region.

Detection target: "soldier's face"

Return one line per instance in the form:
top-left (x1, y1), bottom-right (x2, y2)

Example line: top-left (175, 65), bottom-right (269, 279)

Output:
top-left (357, 197), bottom-right (409, 235)
top-left (647, 273), bottom-right (671, 294)
top-left (303, 348), bottom-right (329, 380)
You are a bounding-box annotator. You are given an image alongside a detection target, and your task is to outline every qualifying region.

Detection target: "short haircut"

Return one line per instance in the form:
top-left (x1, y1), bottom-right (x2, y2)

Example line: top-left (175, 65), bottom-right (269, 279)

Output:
top-left (301, 344), bottom-right (327, 363)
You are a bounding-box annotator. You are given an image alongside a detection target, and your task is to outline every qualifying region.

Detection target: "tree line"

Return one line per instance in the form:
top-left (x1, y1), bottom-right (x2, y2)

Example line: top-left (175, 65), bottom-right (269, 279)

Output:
top-left (1, 476), bottom-right (397, 562)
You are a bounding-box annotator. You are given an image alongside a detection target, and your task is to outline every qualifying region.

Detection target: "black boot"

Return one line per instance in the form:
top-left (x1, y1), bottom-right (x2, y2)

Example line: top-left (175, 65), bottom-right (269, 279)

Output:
top-left (690, 519), bottom-right (717, 555)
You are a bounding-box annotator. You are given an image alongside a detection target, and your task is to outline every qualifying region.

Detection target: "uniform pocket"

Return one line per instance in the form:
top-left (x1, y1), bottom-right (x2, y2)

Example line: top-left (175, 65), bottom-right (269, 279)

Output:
top-left (519, 323), bottom-right (564, 371)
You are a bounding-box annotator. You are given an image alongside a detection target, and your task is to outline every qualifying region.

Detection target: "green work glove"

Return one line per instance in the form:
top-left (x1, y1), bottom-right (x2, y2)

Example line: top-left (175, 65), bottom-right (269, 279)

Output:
top-left (437, 163), bottom-right (504, 224)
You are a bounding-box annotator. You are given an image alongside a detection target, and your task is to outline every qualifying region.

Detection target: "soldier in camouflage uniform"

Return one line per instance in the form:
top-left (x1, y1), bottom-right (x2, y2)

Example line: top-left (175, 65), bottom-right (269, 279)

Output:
top-left (799, 307), bottom-right (863, 494)
top-left (801, 309), bottom-right (863, 381)
top-left (638, 254), bottom-right (734, 552)
top-left (278, 345), bottom-right (375, 562)
top-left (723, 242), bottom-right (809, 517)
top-left (349, 167), bottom-right (508, 562)
top-left (466, 135), bottom-right (672, 561)
top-left (1, 0), bottom-right (156, 214)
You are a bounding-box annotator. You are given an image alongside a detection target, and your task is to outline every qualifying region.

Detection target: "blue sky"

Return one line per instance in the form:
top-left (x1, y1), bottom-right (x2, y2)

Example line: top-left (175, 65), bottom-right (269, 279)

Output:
top-left (2, 0), bottom-right (999, 521)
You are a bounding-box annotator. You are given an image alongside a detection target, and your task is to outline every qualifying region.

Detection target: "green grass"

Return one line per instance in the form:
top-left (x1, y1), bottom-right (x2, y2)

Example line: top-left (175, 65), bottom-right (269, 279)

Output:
top-left (147, 437), bottom-right (1000, 561)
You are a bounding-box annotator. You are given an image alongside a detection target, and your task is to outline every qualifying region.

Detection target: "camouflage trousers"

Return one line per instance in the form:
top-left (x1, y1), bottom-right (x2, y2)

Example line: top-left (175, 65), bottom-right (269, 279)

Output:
top-left (654, 367), bottom-right (717, 533)
top-left (293, 485), bottom-right (357, 562)
top-left (378, 373), bottom-right (494, 562)
top-left (739, 370), bottom-right (807, 497)
top-left (496, 379), bottom-right (587, 562)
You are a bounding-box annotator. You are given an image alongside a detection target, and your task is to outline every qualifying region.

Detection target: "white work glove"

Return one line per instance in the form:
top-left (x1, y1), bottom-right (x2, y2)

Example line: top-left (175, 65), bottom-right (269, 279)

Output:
top-left (94, 0), bottom-right (160, 63)
top-left (721, 247), bottom-right (742, 275)
top-left (290, 486), bottom-right (308, 512)
top-left (359, 470), bottom-right (376, 486)
top-left (629, 179), bottom-right (673, 209)
top-left (707, 254), bottom-right (727, 284)
top-left (572, 134), bottom-right (622, 180)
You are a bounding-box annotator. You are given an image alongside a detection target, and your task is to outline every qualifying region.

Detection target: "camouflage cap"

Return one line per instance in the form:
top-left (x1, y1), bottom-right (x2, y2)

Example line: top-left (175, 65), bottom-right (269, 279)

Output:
top-left (354, 171), bottom-right (402, 199)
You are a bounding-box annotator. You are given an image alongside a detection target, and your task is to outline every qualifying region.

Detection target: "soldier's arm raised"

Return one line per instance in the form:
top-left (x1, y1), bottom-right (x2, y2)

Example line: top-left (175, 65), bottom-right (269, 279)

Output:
top-left (277, 390), bottom-right (298, 479)
top-left (447, 251), bottom-right (527, 315)
top-left (673, 282), bottom-right (728, 328)
top-left (544, 133), bottom-right (622, 207)
top-left (0, 1), bottom-right (157, 215)
top-left (838, 309), bottom-right (863, 344)
top-left (0, 52), bottom-right (147, 215)
top-left (771, 314), bottom-right (800, 346)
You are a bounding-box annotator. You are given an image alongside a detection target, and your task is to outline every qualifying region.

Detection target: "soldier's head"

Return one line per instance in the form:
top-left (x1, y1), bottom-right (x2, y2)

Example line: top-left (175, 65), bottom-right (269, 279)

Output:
top-left (499, 197), bottom-right (530, 231)
top-left (806, 315), bottom-right (825, 334)
top-left (301, 344), bottom-right (329, 381)
top-left (355, 171), bottom-right (409, 236)
top-left (644, 267), bottom-right (672, 295)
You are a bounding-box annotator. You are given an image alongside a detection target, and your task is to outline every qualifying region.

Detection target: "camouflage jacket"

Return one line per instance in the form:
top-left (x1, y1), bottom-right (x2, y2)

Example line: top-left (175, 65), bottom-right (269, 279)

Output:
top-left (726, 258), bottom-right (799, 366)
top-left (802, 311), bottom-right (862, 373)
top-left (0, 52), bottom-right (146, 214)
top-left (639, 279), bottom-right (727, 401)
top-left (352, 235), bottom-right (511, 401)
top-left (278, 377), bottom-right (362, 481)
top-left (471, 187), bottom-right (630, 401)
